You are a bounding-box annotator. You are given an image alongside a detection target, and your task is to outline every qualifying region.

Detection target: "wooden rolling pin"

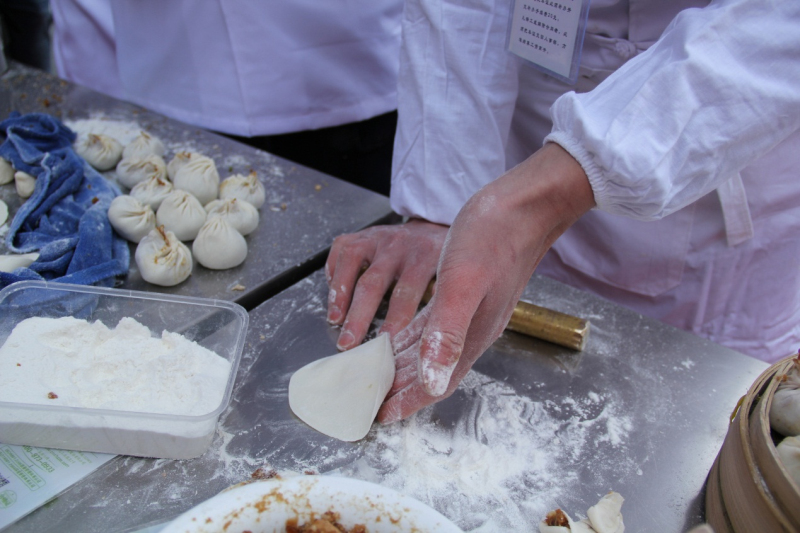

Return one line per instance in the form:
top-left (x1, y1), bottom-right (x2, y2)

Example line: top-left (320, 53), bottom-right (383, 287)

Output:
top-left (421, 280), bottom-right (590, 351)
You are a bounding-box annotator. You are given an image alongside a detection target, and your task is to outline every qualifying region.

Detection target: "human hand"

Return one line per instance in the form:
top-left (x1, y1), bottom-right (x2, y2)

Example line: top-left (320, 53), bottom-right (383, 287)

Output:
top-left (377, 143), bottom-right (595, 423)
top-left (325, 219), bottom-right (448, 351)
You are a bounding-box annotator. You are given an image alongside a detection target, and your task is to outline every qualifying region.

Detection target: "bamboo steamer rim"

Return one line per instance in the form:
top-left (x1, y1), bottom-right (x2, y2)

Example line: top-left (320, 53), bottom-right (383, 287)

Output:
top-left (723, 365), bottom-right (794, 532)
top-left (707, 354), bottom-right (799, 533)
top-left (705, 455), bottom-right (733, 533)
top-left (752, 355), bottom-right (800, 524)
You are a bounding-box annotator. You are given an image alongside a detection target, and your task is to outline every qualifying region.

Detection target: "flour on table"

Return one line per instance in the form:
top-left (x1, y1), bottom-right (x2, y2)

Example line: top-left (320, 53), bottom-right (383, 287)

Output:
top-left (231, 369), bottom-right (635, 532)
top-left (0, 316), bottom-right (230, 416)
top-left (66, 118), bottom-right (198, 157)
top-left (67, 118), bottom-right (144, 147)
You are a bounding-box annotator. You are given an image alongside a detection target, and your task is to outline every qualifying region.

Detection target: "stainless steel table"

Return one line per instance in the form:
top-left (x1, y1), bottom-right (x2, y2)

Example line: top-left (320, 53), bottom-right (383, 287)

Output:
top-left (0, 64), bottom-right (394, 309)
top-left (5, 269), bottom-right (767, 533)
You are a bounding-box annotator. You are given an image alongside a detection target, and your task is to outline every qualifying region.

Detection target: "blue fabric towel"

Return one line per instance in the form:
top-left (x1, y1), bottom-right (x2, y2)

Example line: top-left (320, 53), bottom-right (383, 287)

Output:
top-left (0, 112), bottom-right (130, 289)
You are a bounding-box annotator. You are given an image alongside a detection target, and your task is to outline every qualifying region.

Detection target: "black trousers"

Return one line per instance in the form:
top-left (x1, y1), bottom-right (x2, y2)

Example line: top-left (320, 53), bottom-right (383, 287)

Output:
top-left (0, 0), bottom-right (52, 72)
top-left (224, 110), bottom-right (397, 197)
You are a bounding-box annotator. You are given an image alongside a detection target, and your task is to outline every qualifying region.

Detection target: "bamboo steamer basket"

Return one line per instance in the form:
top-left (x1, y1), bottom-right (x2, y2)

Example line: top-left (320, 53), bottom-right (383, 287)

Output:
top-left (706, 355), bottom-right (800, 533)
top-left (705, 455), bottom-right (734, 533)
top-left (751, 359), bottom-right (800, 524)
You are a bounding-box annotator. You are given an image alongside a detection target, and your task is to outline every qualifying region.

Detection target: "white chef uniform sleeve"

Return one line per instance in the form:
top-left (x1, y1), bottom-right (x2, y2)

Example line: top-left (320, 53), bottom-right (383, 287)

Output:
top-left (546, 0), bottom-right (800, 221)
top-left (390, 0), bottom-right (521, 225)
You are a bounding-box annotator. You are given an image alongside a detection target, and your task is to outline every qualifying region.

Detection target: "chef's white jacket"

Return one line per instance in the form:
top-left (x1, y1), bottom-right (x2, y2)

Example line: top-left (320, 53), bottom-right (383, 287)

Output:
top-left (390, 0), bottom-right (800, 362)
top-left (51, 0), bottom-right (402, 136)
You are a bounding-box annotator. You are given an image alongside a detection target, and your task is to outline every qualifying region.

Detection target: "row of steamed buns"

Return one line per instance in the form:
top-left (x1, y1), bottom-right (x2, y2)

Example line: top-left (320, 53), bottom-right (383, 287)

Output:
top-left (74, 130), bottom-right (266, 287)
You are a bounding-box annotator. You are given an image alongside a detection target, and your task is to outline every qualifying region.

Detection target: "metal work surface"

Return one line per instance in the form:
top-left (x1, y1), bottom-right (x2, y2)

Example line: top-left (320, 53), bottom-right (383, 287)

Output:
top-left (0, 64), bottom-right (393, 308)
top-left (6, 270), bottom-right (768, 532)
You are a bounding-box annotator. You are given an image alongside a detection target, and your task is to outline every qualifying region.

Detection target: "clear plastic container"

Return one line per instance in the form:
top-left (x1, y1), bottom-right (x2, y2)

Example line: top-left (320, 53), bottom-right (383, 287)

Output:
top-left (0, 281), bottom-right (248, 459)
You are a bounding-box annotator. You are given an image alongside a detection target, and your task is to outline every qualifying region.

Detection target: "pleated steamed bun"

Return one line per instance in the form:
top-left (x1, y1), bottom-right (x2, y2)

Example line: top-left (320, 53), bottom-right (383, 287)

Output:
top-left (173, 155), bottom-right (219, 205)
top-left (116, 154), bottom-right (167, 189)
top-left (74, 133), bottom-right (123, 171)
top-left (123, 131), bottom-right (166, 159)
top-left (219, 170), bottom-right (266, 208)
top-left (192, 216), bottom-right (247, 270)
top-left (108, 195), bottom-right (156, 243)
top-left (135, 226), bottom-right (192, 286)
top-left (167, 151), bottom-right (201, 180)
top-left (156, 190), bottom-right (207, 241)
top-left (130, 174), bottom-right (174, 211)
top-left (204, 197), bottom-right (259, 236)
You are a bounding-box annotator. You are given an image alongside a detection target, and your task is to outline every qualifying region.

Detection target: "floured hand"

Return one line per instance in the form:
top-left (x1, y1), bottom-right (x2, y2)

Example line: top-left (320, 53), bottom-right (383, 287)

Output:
top-left (378, 143), bottom-right (595, 423)
top-left (325, 219), bottom-right (448, 351)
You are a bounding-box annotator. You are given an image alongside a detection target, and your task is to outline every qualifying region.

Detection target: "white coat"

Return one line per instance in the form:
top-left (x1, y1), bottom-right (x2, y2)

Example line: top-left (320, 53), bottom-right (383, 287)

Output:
top-left (390, 0), bottom-right (800, 362)
top-left (51, 0), bottom-right (402, 136)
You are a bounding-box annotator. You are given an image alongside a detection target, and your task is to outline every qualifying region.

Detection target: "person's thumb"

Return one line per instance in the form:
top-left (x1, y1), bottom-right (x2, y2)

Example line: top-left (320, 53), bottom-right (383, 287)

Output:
top-left (418, 286), bottom-right (479, 397)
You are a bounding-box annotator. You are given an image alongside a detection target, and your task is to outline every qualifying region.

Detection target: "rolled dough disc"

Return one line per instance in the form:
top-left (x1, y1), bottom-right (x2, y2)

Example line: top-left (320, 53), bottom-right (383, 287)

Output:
top-left (0, 199), bottom-right (7, 226)
top-left (288, 333), bottom-right (395, 442)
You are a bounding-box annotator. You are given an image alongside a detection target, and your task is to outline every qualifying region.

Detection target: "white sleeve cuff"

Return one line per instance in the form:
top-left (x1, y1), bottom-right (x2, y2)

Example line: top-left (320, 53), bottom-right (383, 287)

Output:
top-left (543, 130), bottom-right (610, 213)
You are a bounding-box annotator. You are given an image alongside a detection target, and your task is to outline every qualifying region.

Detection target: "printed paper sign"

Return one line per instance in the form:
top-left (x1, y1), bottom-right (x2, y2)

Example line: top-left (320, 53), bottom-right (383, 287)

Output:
top-left (508, 0), bottom-right (590, 83)
top-left (0, 443), bottom-right (115, 529)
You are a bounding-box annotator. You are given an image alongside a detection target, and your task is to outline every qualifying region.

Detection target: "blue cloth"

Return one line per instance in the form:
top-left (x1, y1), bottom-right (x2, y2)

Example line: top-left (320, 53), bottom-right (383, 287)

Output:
top-left (0, 112), bottom-right (130, 288)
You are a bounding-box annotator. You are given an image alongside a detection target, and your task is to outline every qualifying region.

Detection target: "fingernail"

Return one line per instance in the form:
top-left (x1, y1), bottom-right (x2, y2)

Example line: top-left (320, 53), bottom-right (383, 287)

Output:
top-left (421, 359), bottom-right (454, 397)
top-left (337, 330), bottom-right (355, 351)
top-left (327, 304), bottom-right (341, 324)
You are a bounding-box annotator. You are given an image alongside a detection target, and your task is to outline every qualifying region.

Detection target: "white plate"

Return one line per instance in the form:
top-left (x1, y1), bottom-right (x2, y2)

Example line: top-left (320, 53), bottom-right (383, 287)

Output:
top-left (162, 475), bottom-right (463, 533)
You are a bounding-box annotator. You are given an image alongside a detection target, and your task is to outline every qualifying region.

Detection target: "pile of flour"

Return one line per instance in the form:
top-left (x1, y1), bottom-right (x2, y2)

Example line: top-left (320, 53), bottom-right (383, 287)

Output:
top-left (0, 316), bottom-right (230, 416)
top-left (336, 373), bottom-right (635, 531)
top-left (66, 118), bottom-right (144, 147)
top-left (205, 369), bottom-right (636, 532)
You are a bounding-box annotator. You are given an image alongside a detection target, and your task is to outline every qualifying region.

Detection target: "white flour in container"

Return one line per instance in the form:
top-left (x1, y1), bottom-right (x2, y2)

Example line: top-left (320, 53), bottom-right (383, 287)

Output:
top-left (0, 316), bottom-right (230, 416)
